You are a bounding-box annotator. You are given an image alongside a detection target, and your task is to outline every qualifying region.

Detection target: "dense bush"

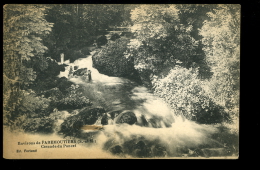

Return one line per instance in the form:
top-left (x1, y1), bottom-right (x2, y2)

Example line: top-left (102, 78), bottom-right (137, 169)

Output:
top-left (21, 117), bottom-right (55, 133)
top-left (152, 66), bottom-right (231, 124)
top-left (43, 87), bottom-right (64, 100)
top-left (34, 57), bottom-right (65, 80)
top-left (56, 77), bottom-right (74, 94)
top-left (15, 90), bottom-right (51, 118)
top-left (199, 5), bottom-right (240, 122)
top-left (55, 84), bottom-right (92, 110)
top-left (93, 37), bottom-right (140, 81)
top-left (64, 50), bottom-right (86, 63)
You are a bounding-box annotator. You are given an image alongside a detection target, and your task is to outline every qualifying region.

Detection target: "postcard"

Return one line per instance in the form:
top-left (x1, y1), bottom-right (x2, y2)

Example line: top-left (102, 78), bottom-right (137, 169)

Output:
top-left (3, 4), bottom-right (240, 159)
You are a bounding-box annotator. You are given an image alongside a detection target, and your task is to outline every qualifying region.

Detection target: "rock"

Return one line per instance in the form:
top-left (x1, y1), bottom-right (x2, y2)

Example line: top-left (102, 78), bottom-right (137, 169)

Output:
top-left (140, 114), bottom-right (149, 127)
top-left (110, 33), bottom-right (121, 41)
top-left (96, 35), bottom-right (108, 47)
top-left (78, 107), bottom-right (107, 124)
top-left (108, 110), bottom-right (122, 120)
top-left (120, 32), bottom-right (133, 38)
top-left (199, 148), bottom-right (233, 157)
top-left (116, 111), bottom-right (137, 125)
top-left (151, 145), bottom-right (167, 157)
top-left (101, 113), bottom-right (112, 125)
top-left (74, 66), bottom-right (79, 70)
top-left (80, 47), bottom-right (91, 55)
top-left (73, 68), bottom-right (88, 76)
top-left (59, 107), bottom-right (106, 137)
top-left (110, 145), bottom-right (123, 155)
top-left (148, 118), bottom-right (161, 128)
top-left (132, 141), bottom-right (152, 157)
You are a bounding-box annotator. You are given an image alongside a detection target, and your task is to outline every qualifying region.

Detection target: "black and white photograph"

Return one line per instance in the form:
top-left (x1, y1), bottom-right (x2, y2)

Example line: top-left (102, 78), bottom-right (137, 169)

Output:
top-left (3, 4), bottom-right (240, 159)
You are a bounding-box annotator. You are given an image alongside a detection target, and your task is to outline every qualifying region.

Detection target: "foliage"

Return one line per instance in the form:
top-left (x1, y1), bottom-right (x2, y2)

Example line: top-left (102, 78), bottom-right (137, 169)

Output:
top-left (176, 4), bottom-right (213, 40)
top-left (4, 4), bottom-right (53, 61)
top-left (16, 90), bottom-right (51, 117)
top-left (129, 4), bottom-right (212, 85)
top-left (4, 89), bottom-right (52, 127)
top-left (82, 5), bottom-right (128, 31)
top-left (199, 5), bottom-right (240, 118)
top-left (56, 77), bottom-right (74, 94)
top-left (43, 4), bottom-right (131, 60)
top-left (93, 37), bottom-right (137, 78)
top-left (43, 87), bottom-right (64, 100)
top-left (64, 49), bottom-right (86, 62)
top-left (152, 66), bottom-right (231, 124)
top-left (55, 84), bottom-right (92, 110)
top-left (20, 117), bottom-right (55, 134)
top-left (3, 4), bottom-right (53, 85)
top-left (3, 4), bottom-right (53, 127)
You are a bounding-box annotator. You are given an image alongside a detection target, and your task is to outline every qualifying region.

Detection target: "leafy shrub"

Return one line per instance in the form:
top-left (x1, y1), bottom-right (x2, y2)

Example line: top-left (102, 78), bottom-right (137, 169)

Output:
top-left (64, 50), bottom-right (85, 63)
top-left (152, 66), bottom-right (230, 124)
top-left (43, 87), bottom-right (64, 100)
top-left (199, 5), bottom-right (240, 122)
top-left (93, 37), bottom-right (138, 79)
top-left (56, 77), bottom-right (74, 94)
top-left (35, 58), bottom-right (65, 80)
top-left (16, 90), bottom-right (51, 117)
top-left (21, 117), bottom-right (55, 133)
top-left (55, 84), bottom-right (92, 110)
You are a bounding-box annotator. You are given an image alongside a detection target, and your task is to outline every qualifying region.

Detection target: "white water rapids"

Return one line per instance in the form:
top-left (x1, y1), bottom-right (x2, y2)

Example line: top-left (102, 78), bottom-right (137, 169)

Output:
top-left (57, 48), bottom-right (220, 157)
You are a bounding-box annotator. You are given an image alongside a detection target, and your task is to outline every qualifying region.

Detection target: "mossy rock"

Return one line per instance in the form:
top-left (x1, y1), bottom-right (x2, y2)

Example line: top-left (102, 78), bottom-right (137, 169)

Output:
top-left (115, 111), bottom-right (137, 125)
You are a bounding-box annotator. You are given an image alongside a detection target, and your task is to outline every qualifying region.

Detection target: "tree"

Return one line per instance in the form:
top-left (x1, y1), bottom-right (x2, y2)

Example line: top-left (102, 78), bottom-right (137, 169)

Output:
top-left (4, 4), bottom-right (53, 86)
top-left (128, 4), bottom-right (212, 87)
top-left (3, 4), bottom-right (53, 126)
top-left (199, 4), bottom-right (240, 120)
top-left (152, 66), bottom-right (230, 124)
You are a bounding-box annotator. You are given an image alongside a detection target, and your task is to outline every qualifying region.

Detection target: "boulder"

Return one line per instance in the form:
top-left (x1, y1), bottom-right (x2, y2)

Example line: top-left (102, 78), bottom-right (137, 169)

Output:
top-left (116, 111), bottom-right (137, 125)
top-left (78, 107), bottom-right (107, 124)
top-left (96, 35), bottom-right (108, 47)
top-left (73, 68), bottom-right (88, 76)
top-left (120, 32), bottom-right (133, 38)
top-left (108, 110), bottom-right (122, 120)
top-left (110, 33), bottom-right (120, 41)
top-left (132, 141), bottom-right (152, 157)
top-left (101, 113), bottom-right (112, 125)
top-left (74, 66), bottom-right (79, 70)
top-left (199, 148), bottom-right (233, 157)
top-left (81, 47), bottom-right (91, 55)
top-left (151, 145), bottom-right (167, 157)
top-left (110, 145), bottom-right (123, 155)
top-left (59, 107), bottom-right (106, 137)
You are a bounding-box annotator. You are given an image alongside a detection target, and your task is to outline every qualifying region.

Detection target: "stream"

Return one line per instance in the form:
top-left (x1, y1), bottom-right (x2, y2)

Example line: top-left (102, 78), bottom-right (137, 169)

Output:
top-left (56, 34), bottom-right (233, 158)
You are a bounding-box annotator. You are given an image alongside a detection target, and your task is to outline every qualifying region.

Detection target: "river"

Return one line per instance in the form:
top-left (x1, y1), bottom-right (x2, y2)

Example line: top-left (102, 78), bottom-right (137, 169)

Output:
top-left (56, 41), bottom-right (228, 158)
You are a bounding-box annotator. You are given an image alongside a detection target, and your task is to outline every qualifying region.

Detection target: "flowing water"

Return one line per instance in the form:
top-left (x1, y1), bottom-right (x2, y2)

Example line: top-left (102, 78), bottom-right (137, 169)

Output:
top-left (57, 47), bottom-right (230, 158)
top-left (56, 24), bottom-right (240, 157)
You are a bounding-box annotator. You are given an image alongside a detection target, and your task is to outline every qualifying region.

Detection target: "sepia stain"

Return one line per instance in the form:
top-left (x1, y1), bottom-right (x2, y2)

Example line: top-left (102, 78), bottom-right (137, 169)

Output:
top-left (81, 125), bottom-right (103, 131)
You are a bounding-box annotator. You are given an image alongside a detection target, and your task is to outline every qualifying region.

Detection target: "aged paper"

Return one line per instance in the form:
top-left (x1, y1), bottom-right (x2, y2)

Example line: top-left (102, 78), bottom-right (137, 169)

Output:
top-left (3, 4), bottom-right (239, 159)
